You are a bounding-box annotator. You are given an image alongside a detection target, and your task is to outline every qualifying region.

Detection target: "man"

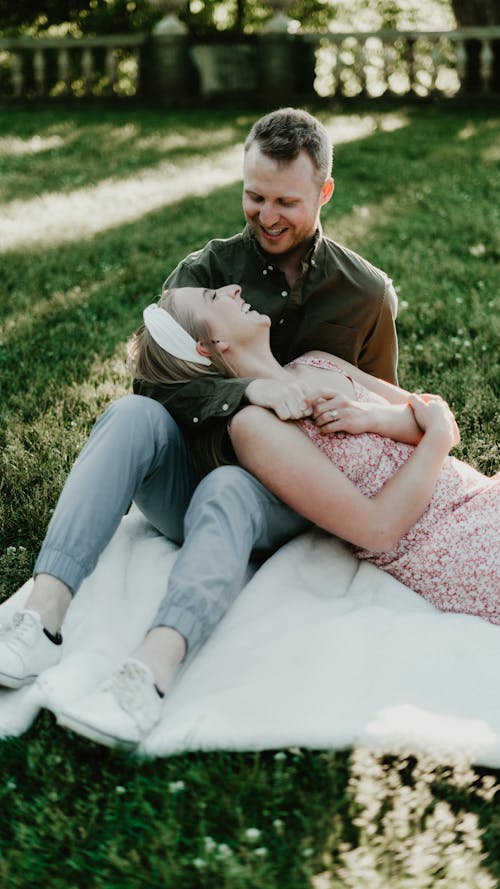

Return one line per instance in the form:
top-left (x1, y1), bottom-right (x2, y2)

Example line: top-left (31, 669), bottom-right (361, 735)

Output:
top-left (138, 108), bottom-right (397, 430)
top-left (0, 109), bottom-right (398, 747)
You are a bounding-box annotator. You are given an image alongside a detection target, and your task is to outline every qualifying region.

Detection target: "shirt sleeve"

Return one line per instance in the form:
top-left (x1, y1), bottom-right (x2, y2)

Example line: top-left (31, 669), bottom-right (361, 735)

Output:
top-left (163, 257), bottom-right (210, 290)
top-left (358, 278), bottom-right (399, 384)
top-left (133, 375), bottom-right (254, 430)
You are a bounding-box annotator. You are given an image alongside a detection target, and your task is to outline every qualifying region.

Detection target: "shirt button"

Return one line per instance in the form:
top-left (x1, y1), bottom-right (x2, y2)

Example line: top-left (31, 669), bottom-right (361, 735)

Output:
top-left (262, 269), bottom-right (267, 275)
top-left (222, 403), bottom-right (229, 411)
top-left (281, 290), bottom-right (287, 297)
top-left (193, 417), bottom-right (199, 423)
top-left (268, 265), bottom-right (273, 271)
top-left (279, 318), bottom-right (284, 324)
top-left (311, 259), bottom-right (316, 266)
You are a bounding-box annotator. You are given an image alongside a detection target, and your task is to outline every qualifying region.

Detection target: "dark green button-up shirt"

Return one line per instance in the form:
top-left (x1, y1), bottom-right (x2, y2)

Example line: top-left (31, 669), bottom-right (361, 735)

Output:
top-left (134, 226), bottom-right (398, 443)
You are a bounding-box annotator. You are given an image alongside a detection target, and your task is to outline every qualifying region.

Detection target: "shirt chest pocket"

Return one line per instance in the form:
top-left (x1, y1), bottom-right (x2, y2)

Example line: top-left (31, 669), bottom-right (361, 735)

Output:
top-left (298, 322), bottom-right (362, 365)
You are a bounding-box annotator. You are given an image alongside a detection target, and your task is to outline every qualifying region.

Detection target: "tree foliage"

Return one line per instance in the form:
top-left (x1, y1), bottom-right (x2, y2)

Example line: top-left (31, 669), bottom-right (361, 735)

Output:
top-left (451, 0), bottom-right (499, 26)
top-left (0, 0), bottom-right (497, 36)
top-left (0, 0), bottom-right (154, 36)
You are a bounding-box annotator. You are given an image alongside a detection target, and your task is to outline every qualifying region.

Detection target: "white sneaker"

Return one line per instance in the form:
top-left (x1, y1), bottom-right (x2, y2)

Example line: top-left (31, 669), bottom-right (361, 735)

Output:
top-left (0, 609), bottom-right (63, 689)
top-left (57, 658), bottom-right (163, 749)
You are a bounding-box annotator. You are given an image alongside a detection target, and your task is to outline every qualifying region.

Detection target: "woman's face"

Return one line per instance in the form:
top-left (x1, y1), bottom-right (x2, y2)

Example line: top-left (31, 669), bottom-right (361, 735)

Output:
top-left (174, 285), bottom-right (270, 347)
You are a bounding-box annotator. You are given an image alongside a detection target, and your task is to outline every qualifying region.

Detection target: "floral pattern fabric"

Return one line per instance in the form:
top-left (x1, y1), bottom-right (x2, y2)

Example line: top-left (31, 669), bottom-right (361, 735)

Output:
top-left (292, 355), bottom-right (500, 622)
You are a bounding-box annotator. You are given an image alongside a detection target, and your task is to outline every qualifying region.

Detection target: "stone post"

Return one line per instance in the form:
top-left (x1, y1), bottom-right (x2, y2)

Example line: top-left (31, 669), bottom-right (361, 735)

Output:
top-left (257, 0), bottom-right (316, 102)
top-left (141, 0), bottom-right (195, 102)
top-left (258, 0), bottom-right (296, 102)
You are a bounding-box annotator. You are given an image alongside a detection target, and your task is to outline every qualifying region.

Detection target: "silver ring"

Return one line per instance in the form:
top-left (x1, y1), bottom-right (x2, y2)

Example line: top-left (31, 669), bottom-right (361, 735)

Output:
top-left (330, 410), bottom-right (339, 420)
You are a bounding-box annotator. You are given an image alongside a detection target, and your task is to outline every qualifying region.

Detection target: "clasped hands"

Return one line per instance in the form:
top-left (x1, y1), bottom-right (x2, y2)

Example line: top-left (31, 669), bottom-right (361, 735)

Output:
top-left (245, 378), bottom-right (378, 433)
top-left (245, 379), bottom-right (460, 445)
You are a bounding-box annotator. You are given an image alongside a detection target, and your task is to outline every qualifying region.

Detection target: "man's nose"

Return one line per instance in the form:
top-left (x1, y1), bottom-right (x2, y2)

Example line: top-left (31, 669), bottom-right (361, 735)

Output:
top-left (259, 202), bottom-right (279, 227)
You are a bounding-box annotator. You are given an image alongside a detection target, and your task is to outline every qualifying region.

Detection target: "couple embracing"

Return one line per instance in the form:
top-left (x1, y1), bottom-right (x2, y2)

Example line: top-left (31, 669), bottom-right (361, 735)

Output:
top-left (1, 108), bottom-right (498, 749)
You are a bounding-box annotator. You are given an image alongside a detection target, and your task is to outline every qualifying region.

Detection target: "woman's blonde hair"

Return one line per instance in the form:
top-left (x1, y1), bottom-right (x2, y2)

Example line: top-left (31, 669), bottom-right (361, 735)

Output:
top-left (127, 288), bottom-right (234, 471)
top-left (127, 288), bottom-right (227, 384)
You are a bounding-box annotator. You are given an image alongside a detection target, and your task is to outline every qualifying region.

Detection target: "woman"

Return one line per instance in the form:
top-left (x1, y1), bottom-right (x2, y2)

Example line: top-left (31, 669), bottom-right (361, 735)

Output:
top-left (130, 284), bottom-right (499, 620)
top-left (0, 284), bottom-right (497, 749)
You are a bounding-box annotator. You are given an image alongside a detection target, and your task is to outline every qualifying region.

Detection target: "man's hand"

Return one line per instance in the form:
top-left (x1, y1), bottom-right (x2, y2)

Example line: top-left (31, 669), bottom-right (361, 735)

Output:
top-left (245, 379), bottom-right (337, 421)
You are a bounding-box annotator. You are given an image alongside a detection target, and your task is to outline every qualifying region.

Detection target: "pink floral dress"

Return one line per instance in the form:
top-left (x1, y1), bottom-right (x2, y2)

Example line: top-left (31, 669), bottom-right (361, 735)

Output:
top-left (292, 355), bottom-right (500, 622)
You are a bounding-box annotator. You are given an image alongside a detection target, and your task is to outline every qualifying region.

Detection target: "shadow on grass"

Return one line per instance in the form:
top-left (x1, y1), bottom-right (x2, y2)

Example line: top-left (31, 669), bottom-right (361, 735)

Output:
top-left (0, 708), bottom-right (353, 889)
top-left (1, 104), bottom-right (498, 421)
top-left (0, 105), bottom-right (257, 203)
top-left (0, 104), bottom-right (499, 889)
top-left (0, 107), bottom-right (496, 550)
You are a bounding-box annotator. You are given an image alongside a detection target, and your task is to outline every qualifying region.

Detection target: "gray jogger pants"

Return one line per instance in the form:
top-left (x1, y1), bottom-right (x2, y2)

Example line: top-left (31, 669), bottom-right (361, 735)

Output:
top-left (35, 394), bottom-right (308, 654)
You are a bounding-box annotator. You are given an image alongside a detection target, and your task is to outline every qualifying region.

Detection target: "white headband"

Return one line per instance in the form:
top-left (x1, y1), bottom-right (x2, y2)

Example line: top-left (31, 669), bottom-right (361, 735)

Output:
top-left (143, 303), bottom-right (212, 366)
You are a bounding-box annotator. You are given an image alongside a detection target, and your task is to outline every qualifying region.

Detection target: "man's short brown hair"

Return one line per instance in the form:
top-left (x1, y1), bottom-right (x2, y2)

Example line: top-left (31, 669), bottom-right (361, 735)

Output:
top-left (244, 107), bottom-right (333, 185)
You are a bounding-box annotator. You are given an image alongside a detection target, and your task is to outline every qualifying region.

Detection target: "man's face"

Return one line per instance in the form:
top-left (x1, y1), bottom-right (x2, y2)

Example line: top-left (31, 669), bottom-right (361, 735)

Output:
top-left (242, 144), bottom-right (333, 257)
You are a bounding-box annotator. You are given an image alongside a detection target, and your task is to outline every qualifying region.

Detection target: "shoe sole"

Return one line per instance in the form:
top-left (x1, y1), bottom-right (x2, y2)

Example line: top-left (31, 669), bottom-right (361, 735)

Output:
top-left (57, 712), bottom-right (140, 751)
top-left (0, 672), bottom-right (37, 690)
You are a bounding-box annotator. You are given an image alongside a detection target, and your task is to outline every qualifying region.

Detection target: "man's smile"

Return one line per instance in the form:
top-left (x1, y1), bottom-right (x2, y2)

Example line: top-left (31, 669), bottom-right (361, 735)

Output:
top-left (260, 224), bottom-right (288, 238)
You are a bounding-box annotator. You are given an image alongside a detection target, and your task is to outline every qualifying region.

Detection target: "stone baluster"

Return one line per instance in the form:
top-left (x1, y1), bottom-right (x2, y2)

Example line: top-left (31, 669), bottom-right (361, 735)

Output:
top-left (11, 52), bottom-right (23, 97)
top-left (455, 37), bottom-right (467, 90)
top-left (429, 36), bottom-right (440, 93)
top-left (81, 46), bottom-right (94, 94)
top-left (33, 47), bottom-right (46, 94)
top-left (356, 38), bottom-right (367, 95)
top-left (406, 36), bottom-right (416, 93)
top-left (480, 39), bottom-right (493, 91)
top-left (382, 40), bottom-right (393, 94)
top-left (132, 47), bottom-right (141, 93)
top-left (334, 40), bottom-right (344, 96)
top-left (105, 47), bottom-right (118, 92)
top-left (57, 47), bottom-right (71, 94)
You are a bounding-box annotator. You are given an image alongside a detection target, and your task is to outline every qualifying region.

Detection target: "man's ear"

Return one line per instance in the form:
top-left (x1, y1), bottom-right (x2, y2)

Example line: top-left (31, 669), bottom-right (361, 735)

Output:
top-left (320, 177), bottom-right (334, 206)
top-left (196, 340), bottom-right (230, 359)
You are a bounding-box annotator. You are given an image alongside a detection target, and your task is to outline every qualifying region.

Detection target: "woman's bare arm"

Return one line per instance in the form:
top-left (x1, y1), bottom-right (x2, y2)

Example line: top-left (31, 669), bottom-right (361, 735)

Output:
top-left (312, 394), bottom-right (424, 445)
top-left (246, 368), bottom-right (424, 444)
top-left (230, 397), bottom-right (456, 553)
top-left (305, 351), bottom-right (459, 447)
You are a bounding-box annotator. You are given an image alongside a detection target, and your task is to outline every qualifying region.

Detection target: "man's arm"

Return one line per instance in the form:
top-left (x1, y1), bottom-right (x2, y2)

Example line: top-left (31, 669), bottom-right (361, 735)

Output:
top-left (133, 376), bottom-right (252, 430)
top-left (134, 373), bottom-right (346, 431)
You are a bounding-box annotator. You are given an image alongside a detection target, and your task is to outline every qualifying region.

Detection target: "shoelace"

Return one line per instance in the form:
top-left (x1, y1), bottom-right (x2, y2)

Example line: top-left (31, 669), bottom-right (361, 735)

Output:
top-left (104, 660), bottom-right (158, 731)
top-left (0, 612), bottom-right (37, 655)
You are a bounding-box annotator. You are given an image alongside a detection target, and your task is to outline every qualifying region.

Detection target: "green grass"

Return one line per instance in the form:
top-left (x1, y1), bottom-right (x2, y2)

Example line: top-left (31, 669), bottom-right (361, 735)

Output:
top-left (0, 102), bottom-right (499, 887)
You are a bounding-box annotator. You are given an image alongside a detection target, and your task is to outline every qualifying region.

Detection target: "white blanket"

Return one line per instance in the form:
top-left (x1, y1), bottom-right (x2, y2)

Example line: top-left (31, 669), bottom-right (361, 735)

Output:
top-left (1, 509), bottom-right (499, 766)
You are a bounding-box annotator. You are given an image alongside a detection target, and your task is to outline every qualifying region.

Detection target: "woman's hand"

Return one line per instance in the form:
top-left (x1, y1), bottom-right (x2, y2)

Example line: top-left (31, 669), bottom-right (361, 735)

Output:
top-left (312, 394), bottom-right (379, 435)
top-left (408, 394), bottom-right (460, 448)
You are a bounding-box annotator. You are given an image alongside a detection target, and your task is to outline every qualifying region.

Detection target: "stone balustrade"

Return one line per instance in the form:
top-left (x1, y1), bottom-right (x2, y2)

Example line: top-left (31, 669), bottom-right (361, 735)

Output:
top-left (0, 34), bottom-right (144, 99)
top-left (0, 26), bottom-right (498, 102)
top-left (306, 28), bottom-right (500, 98)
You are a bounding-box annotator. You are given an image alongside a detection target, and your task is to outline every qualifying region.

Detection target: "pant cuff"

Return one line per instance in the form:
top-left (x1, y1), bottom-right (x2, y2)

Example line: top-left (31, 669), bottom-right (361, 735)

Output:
top-left (34, 547), bottom-right (90, 595)
top-left (148, 603), bottom-right (205, 659)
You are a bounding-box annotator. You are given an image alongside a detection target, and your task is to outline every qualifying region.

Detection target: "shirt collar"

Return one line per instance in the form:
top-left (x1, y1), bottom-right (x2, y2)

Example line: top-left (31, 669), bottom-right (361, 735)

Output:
top-left (306, 226), bottom-right (322, 266)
